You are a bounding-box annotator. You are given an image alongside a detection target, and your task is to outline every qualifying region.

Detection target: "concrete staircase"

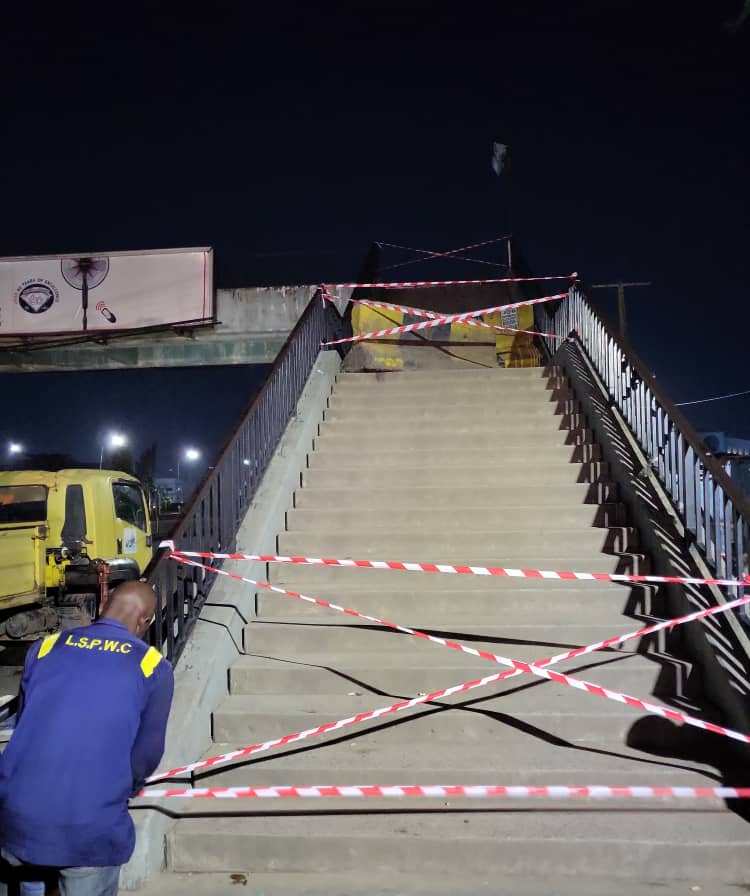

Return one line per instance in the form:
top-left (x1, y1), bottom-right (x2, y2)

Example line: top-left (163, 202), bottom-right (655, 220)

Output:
top-left (163, 367), bottom-right (750, 892)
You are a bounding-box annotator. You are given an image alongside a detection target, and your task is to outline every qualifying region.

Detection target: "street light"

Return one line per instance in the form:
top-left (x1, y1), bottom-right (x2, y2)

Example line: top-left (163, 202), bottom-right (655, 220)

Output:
top-left (8, 442), bottom-right (24, 456)
top-left (177, 447), bottom-right (201, 482)
top-left (100, 432), bottom-right (127, 469)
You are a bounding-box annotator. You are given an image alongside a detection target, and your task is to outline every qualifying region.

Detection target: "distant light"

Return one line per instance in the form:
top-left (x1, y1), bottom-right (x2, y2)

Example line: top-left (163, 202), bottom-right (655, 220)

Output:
top-left (184, 448), bottom-right (201, 462)
top-left (8, 442), bottom-right (24, 455)
top-left (242, 458), bottom-right (251, 467)
top-left (108, 432), bottom-right (127, 449)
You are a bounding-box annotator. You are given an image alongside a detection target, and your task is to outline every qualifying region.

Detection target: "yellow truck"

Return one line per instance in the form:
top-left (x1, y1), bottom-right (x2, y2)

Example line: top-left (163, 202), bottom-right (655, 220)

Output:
top-left (0, 469), bottom-right (153, 639)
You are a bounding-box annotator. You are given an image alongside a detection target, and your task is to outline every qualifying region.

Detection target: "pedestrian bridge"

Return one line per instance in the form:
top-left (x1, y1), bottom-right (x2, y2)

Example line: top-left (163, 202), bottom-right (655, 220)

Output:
top-left (129, 282), bottom-right (750, 894)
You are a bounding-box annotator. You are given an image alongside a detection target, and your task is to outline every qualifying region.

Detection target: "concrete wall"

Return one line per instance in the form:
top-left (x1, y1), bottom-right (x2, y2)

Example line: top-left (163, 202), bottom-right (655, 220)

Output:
top-left (0, 285), bottom-right (318, 372)
top-left (121, 349), bottom-right (341, 889)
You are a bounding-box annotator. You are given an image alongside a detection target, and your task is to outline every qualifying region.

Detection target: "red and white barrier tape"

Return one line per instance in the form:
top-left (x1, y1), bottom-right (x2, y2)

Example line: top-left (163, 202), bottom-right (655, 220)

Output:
top-left (171, 555), bottom-right (750, 742)
top-left (321, 293), bottom-right (569, 346)
top-left (322, 273), bottom-right (578, 290)
top-left (146, 552), bottom-right (750, 783)
top-left (160, 546), bottom-right (750, 589)
top-left (321, 293), bottom-right (565, 341)
top-left (149, 668), bottom-right (512, 782)
top-left (137, 783), bottom-right (750, 801)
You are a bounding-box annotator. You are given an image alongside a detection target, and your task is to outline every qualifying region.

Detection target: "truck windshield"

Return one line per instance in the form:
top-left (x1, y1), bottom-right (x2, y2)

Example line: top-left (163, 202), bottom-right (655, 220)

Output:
top-left (0, 485), bottom-right (48, 524)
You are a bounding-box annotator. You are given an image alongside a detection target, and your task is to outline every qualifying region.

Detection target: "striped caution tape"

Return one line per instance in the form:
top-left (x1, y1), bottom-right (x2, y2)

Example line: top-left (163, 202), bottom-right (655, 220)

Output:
top-left (146, 551), bottom-right (750, 782)
top-left (321, 292), bottom-right (566, 341)
top-left (136, 783), bottom-right (750, 801)
top-left (322, 273), bottom-right (578, 290)
top-left (320, 292), bottom-right (569, 346)
top-left (160, 546), bottom-right (750, 589)
top-left (148, 668), bottom-right (513, 782)
top-left (169, 553), bottom-right (750, 670)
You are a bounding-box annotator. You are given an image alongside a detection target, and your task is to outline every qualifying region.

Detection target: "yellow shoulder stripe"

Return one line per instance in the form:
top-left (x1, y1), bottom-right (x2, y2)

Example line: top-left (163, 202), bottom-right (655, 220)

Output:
top-left (140, 646), bottom-right (162, 678)
top-left (37, 632), bottom-right (61, 659)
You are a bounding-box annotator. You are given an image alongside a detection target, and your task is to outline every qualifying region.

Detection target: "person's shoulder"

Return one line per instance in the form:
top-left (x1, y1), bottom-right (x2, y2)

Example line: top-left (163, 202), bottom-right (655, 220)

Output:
top-left (140, 644), bottom-right (173, 682)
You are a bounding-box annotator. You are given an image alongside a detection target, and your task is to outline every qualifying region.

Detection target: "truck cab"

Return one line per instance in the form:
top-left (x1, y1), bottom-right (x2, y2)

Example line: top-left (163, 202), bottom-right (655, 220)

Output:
top-left (0, 469), bottom-right (153, 639)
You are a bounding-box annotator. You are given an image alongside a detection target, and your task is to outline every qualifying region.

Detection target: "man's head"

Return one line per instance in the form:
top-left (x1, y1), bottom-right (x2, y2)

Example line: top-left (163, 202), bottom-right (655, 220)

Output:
top-left (100, 580), bottom-right (157, 638)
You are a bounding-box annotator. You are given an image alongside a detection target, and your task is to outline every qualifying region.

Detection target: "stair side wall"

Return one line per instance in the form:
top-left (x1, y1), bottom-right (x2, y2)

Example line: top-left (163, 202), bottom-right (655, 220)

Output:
top-left (121, 349), bottom-right (341, 890)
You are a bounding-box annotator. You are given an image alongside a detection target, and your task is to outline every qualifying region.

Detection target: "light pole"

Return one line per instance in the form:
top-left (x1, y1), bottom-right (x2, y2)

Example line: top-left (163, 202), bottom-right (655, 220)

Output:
top-left (176, 448), bottom-right (201, 503)
top-left (100, 432), bottom-right (127, 470)
top-left (590, 281), bottom-right (652, 342)
top-left (176, 447), bottom-right (201, 482)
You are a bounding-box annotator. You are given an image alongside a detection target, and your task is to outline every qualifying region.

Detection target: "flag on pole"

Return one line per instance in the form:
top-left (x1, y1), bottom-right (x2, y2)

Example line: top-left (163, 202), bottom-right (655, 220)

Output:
top-left (492, 142), bottom-right (509, 176)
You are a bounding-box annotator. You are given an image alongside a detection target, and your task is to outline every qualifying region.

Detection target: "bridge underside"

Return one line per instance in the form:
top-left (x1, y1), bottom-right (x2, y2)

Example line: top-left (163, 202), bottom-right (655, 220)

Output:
top-left (0, 286), bottom-right (321, 372)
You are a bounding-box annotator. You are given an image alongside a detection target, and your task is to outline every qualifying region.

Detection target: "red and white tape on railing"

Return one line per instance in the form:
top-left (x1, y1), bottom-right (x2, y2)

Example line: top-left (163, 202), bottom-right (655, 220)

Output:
top-left (321, 292), bottom-right (569, 346)
top-left (322, 273), bottom-right (578, 290)
top-left (146, 550), bottom-right (750, 782)
top-left (161, 546), bottom-right (750, 589)
top-left (321, 293), bottom-right (566, 342)
top-left (136, 783), bottom-right (750, 801)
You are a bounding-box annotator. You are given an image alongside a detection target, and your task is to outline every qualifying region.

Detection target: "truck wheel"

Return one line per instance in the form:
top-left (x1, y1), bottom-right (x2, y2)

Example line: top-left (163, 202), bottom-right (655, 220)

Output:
top-left (57, 595), bottom-right (97, 631)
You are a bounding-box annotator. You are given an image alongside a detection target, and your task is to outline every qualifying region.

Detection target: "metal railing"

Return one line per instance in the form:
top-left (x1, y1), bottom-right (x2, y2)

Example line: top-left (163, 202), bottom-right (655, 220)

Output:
top-left (535, 286), bottom-right (749, 595)
top-left (145, 291), bottom-right (350, 664)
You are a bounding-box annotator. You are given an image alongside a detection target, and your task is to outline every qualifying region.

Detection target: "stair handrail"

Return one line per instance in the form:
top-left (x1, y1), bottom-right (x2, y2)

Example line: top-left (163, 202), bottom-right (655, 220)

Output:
top-left (144, 290), bottom-right (350, 663)
top-left (535, 285), bottom-right (749, 589)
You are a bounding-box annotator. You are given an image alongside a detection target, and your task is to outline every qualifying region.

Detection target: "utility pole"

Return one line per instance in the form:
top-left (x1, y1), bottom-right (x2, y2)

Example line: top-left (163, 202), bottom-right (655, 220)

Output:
top-left (590, 281), bottom-right (651, 341)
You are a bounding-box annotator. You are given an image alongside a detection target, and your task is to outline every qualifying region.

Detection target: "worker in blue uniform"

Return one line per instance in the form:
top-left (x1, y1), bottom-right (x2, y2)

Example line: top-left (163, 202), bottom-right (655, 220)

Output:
top-left (0, 581), bottom-right (174, 896)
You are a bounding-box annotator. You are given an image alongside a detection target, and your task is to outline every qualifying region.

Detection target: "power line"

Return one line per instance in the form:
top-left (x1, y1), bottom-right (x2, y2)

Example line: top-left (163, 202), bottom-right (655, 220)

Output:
top-left (676, 388), bottom-right (750, 407)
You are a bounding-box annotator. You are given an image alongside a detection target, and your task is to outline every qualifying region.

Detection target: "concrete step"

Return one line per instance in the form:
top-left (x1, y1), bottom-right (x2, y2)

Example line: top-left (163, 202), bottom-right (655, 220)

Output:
top-left (240, 620), bottom-right (644, 658)
top-left (189, 739), bottom-right (719, 787)
top-left (335, 368), bottom-right (562, 386)
top-left (313, 429), bottom-right (595, 453)
top-left (167, 812), bottom-right (750, 880)
top-left (331, 384), bottom-right (571, 403)
top-left (141, 871), bottom-right (750, 896)
top-left (295, 483), bottom-right (619, 509)
top-left (266, 551), bottom-right (652, 585)
top-left (256, 587), bottom-right (660, 620)
top-left (318, 416), bottom-right (584, 440)
top-left (312, 441), bottom-right (603, 463)
top-left (307, 448), bottom-right (609, 476)
top-left (332, 373), bottom-right (564, 390)
top-left (277, 529), bottom-right (640, 557)
top-left (323, 401), bottom-right (580, 424)
top-left (296, 468), bottom-right (617, 490)
top-left (226, 641), bottom-right (659, 700)
top-left (156, 765), bottom-right (726, 817)
top-left (286, 505), bottom-right (627, 532)
top-left (212, 667), bottom-right (664, 742)
top-left (163, 766), bottom-right (726, 816)
top-left (327, 388), bottom-right (575, 411)
top-left (333, 371), bottom-right (569, 395)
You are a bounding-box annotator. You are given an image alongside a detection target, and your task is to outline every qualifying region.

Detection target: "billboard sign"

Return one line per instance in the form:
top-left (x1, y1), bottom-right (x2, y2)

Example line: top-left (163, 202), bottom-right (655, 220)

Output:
top-left (0, 247), bottom-right (213, 336)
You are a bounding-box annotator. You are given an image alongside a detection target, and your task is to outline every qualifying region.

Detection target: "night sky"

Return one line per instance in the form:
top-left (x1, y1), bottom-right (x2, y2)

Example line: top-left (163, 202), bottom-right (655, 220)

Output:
top-left (1, 1), bottom-right (749, 476)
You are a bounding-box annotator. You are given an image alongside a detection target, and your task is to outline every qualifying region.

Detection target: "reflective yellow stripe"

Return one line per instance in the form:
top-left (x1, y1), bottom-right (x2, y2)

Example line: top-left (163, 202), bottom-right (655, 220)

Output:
top-left (140, 646), bottom-right (162, 678)
top-left (37, 632), bottom-right (61, 659)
